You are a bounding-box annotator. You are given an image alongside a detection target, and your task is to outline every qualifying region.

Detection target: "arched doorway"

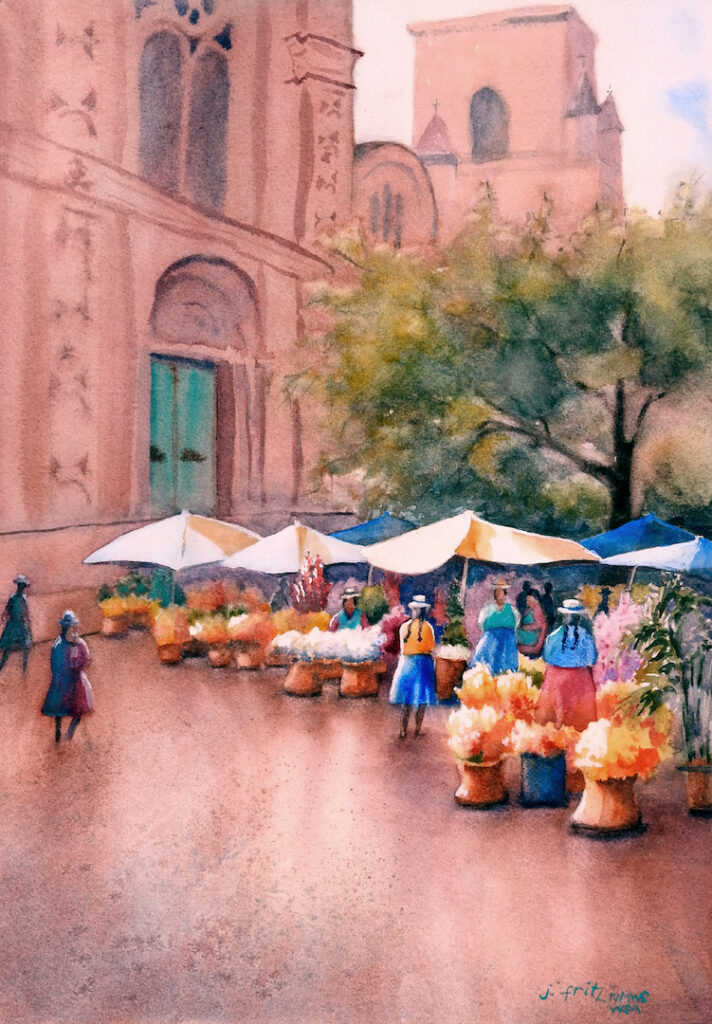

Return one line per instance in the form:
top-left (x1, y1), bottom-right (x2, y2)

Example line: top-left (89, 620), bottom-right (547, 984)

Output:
top-left (470, 88), bottom-right (509, 163)
top-left (148, 256), bottom-right (261, 515)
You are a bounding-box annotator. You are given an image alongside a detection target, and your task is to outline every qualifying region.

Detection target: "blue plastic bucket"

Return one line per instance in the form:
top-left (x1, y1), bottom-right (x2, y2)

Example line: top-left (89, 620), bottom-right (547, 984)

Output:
top-left (520, 752), bottom-right (567, 806)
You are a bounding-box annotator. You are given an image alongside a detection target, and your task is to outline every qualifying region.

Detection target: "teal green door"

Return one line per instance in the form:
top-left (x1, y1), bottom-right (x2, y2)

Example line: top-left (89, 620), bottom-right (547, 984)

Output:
top-left (150, 356), bottom-right (216, 514)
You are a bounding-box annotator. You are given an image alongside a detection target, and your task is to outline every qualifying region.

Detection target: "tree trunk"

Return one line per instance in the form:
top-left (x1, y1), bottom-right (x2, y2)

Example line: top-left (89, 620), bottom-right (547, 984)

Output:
top-left (608, 380), bottom-right (635, 528)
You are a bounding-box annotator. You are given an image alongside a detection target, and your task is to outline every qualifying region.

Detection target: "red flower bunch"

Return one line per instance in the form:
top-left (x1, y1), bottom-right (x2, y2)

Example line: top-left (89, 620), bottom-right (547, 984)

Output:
top-left (290, 554), bottom-right (332, 613)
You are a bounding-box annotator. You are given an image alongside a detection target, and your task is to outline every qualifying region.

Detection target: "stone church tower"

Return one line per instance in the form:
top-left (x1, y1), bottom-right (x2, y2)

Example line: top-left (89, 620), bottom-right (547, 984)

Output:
top-left (354, 5), bottom-right (623, 246)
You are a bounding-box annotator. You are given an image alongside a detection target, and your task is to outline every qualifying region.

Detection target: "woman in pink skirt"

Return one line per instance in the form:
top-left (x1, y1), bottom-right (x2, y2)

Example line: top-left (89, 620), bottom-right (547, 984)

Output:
top-left (536, 599), bottom-right (597, 732)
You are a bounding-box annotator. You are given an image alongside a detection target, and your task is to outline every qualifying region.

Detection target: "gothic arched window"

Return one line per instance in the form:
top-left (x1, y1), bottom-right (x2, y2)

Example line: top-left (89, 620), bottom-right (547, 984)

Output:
top-left (185, 50), bottom-right (229, 211)
top-left (470, 88), bottom-right (509, 163)
top-left (139, 32), bottom-right (184, 194)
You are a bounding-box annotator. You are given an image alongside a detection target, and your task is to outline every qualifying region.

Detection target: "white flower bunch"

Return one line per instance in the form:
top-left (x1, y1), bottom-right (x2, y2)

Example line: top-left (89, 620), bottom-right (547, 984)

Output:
top-left (269, 626), bottom-right (384, 663)
top-left (436, 643), bottom-right (472, 662)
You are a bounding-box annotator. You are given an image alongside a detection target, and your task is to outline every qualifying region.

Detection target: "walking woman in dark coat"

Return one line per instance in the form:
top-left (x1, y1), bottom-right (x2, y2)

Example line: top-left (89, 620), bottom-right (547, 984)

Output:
top-left (42, 611), bottom-right (94, 743)
top-left (0, 575), bottom-right (33, 673)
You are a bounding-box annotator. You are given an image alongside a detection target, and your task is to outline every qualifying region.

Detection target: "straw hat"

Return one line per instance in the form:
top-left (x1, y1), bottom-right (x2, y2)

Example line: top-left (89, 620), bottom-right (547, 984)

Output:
top-left (13, 575), bottom-right (30, 586)
top-left (558, 599), bottom-right (587, 616)
top-left (493, 577), bottom-right (509, 591)
top-left (408, 594), bottom-right (431, 610)
top-left (341, 587), bottom-right (361, 603)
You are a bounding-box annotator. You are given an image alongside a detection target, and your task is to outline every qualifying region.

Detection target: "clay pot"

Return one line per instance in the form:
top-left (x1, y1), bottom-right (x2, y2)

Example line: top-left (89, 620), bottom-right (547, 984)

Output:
top-left (157, 643), bottom-right (182, 664)
top-left (340, 662), bottom-right (379, 698)
top-left (435, 657), bottom-right (467, 701)
top-left (101, 616), bottom-right (128, 637)
top-left (314, 659), bottom-right (342, 681)
top-left (284, 661), bottom-right (322, 697)
top-left (566, 769), bottom-right (585, 794)
top-left (678, 763), bottom-right (712, 814)
top-left (265, 652), bottom-right (291, 668)
top-left (520, 753), bottom-right (567, 807)
top-left (454, 760), bottom-right (507, 808)
top-left (235, 642), bottom-right (265, 670)
top-left (207, 643), bottom-right (233, 668)
top-left (374, 660), bottom-right (387, 676)
top-left (572, 776), bottom-right (642, 833)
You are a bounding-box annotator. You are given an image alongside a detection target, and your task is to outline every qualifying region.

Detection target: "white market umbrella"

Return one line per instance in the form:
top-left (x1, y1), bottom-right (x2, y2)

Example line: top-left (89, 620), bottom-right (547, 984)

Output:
top-left (83, 509), bottom-right (261, 572)
top-left (602, 536), bottom-right (712, 578)
top-left (221, 521), bottom-right (366, 574)
top-left (365, 510), bottom-right (599, 576)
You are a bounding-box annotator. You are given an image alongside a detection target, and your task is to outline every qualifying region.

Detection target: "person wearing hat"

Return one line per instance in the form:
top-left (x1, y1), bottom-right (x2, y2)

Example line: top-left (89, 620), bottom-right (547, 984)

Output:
top-left (389, 595), bottom-right (437, 738)
top-left (0, 575), bottom-right (33, 673)
top-left (536, 598), bottom-right (597, 732)
top-left (329, 587), bottom-right (368, 631)
top-left (41, 611), bottom-right (94, 743)
top-left (470, 578), bottom-right (520, 674)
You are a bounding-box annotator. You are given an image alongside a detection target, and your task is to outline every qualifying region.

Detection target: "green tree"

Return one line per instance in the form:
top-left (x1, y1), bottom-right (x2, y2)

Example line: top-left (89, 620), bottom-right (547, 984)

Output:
top-left (304, 189), bottom-right (712, 532)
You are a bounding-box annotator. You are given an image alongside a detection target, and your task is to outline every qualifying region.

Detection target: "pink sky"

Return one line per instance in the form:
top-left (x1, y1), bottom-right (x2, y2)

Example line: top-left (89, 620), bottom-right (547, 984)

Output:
top-left (353, 0), bottom-right (712, 214)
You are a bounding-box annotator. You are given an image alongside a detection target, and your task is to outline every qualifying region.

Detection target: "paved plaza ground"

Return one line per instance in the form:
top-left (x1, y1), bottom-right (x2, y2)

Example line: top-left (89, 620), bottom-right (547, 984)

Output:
top-left (0, 633), bottom-right (710, 1024)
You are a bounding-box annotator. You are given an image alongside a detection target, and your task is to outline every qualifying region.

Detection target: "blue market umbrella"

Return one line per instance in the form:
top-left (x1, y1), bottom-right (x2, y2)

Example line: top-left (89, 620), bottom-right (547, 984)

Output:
top-left (330, 512), bottom-right (416, 546)
top-left (582, 514), bottom-right (694, 559)
top-left (602, 536), bottom-right (712, 579)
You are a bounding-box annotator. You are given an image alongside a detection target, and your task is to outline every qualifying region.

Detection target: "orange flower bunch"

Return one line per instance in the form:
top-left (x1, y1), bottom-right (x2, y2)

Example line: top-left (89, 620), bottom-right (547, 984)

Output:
top-left (228, 612), bottom-right (277, 647)
top-left (574, 702), bottom-right (673, 781)
top-left (457, 665), bottom-right (539, 720)
top-left (271, 609), bottom-right (331, 635)
top-left (152, 607), bottom-right (190, 647)
top-left (505, 720), bottom-right (579, 759)
top-left (446, 705), bottom-right (514, 764)
top-left (185, 581), bottom-right (269, 614)
top-left (192, 614), bottom-right (229, 645)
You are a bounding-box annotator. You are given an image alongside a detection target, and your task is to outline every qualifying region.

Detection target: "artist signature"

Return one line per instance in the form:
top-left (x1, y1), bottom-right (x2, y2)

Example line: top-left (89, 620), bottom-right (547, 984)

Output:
top-left (539, 982), bottom-right (650, 1014)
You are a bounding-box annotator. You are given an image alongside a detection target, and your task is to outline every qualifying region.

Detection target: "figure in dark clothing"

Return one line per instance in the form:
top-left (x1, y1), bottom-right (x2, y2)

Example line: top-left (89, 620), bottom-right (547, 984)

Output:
top-left (515, 580), bottom-right (532, 619)
top-left (41, 611), bottom-right (94, 743)
top-left (0, 575), bottom-right (33, 673)
top-left (540, 581), bottom-right (556, 634)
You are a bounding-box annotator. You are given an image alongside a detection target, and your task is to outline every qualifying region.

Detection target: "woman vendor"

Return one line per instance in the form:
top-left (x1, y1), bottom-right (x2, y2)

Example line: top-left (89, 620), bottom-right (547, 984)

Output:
top-left (329, 587), bottom-right (368, 631)
top-left (516, 588), bottom-right (547, 656)
top-left (389, 595), bottom-right (437, 738)
top-left (537, 598), bottom-right (597, 732)
top-left (470, 578), bottom-right (520, 673)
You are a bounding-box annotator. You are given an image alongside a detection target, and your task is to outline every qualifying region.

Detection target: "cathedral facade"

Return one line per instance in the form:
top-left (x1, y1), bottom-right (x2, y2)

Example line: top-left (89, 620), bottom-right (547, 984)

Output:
top-left (0, 0), bottom-right (360, 631)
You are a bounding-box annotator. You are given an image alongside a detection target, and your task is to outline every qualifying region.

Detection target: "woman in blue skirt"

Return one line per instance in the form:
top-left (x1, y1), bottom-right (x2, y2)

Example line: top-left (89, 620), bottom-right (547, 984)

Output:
top-left (389, 595), bottom-right (437, 738)
top-left (470, 578), bottom-right (520, 674)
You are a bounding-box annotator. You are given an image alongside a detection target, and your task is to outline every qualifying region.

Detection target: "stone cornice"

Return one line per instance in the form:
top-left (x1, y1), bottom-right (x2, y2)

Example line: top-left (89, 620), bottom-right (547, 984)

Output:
top-left (0, 122), bottom-right (331, 280)
top-left (285, 33), bottom-right (363, 90)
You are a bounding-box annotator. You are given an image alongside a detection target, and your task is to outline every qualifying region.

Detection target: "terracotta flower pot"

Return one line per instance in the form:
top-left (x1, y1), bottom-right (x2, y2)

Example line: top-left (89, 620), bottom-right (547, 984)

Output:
top-left (314, 659), bottom-right (342, 681)
top-left (340, 662), bottom-right (379, 698)
top-left (435, 657), bottom-right (467, 701)
top-left (157, 643), bottom-right (182, 664)
top-left (283, 661), bottom-right (322, 697)
top-left (208, 643), bottom-right (233, 668)
top-left (678, 763), bottom-right (712, 814)
top-left (101, 615), bottom-right (128, 637)
top-left (265, 651), bottom-right (291, 668)
top-left (374, 660), bottom-right (387, 675)
top-left (454, 760), bottom-right (507, 808)
top-left (572, 776), bottom-right (642, 834)
top-left (127, 611), bottom-right (152, 629)
top-left (235, 642), bottom-right (265, 670)
top-left (566, 769), bottom-right (585, 794)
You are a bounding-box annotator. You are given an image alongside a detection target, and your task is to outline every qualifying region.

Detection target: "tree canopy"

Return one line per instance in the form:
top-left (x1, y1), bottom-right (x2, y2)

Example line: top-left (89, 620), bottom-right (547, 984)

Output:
top-left (301, 189), bottom-right (712, 534)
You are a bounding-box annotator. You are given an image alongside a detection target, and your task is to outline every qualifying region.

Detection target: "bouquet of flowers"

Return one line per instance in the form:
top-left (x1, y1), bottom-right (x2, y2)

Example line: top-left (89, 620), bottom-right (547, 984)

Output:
top-left (436, 643), bottom-right (472, 662)
top-left (269, 625), bottom-right (384, 663)
top-left (446, 705), bottom-right (513, 764)
top-left (517, 655), bottom-right (546, 688)
top-left (290, 555), bottom-right (332, 613)
top-left (228, 612), bottom-right (277, 647)
top-left (457, 665), bottom-right (539, 720)
top-left (574, 702), bottom-right (673, 780)
top-left (152, 607), bottom-right (190, 647)
top-left (504, 720), bottom-right (579, 762)
top-left (190, 614), bottom-right (229, 645)
top-left (592, 590), bottom-right (647, 689)
top-left (271, 608), bottom-right (331, 635)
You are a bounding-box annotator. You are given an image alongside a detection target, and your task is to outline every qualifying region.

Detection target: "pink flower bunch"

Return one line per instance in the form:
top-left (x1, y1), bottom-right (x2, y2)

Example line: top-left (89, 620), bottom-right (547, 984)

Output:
top-left (290, 555), bottom-right (332, 613)
top-left (592, 590), bottom-right (646, 689)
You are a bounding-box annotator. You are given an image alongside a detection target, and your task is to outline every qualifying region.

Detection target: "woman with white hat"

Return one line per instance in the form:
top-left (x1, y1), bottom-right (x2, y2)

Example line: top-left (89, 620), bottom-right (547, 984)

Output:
top-left (470, 577), bottom-right (520, 674)
top-left (536, 598), bottom-right (597, 732)
top-left (328, 587), bottom-right (368, 631)
top-left (389, 595), bottom-right (437, 738)
top-left (41, 610), bottom-right (94, 743)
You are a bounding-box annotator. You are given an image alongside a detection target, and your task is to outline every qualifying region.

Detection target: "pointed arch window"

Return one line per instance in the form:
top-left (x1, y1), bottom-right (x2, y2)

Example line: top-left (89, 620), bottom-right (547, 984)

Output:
top-left (139, 32), bottom-right (230, 212)
top-left (470, 88), bottom-right (509, 163)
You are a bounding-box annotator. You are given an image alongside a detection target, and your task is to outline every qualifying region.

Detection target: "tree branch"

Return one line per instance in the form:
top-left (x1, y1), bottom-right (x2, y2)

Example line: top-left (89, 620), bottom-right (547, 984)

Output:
top-left (633, 390), bottom-right (666, 444)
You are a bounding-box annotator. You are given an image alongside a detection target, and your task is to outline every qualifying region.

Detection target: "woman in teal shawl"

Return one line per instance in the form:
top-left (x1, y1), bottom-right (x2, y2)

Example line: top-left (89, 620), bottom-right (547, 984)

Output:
top-left (470, 578), bottom-right (520, 673)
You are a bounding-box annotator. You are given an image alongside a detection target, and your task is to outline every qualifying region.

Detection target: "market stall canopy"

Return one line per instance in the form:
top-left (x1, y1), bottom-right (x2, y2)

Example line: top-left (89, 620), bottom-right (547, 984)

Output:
top-left (365, 510), bottom-right (599, 575)
top-left (330, 512), bottom-right (416, 546)
top-left (602, 536), bottom-right (712, 576)
top-left (582, 514), bottom-right (694, 558)
top-left (83, 510), bottom-right (261, 572)
top-left (221, 521), bottom-right (367, 574)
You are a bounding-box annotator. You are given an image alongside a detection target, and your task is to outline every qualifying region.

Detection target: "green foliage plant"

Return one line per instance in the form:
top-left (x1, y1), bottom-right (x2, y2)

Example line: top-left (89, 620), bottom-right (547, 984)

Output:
top-left (442, 580), bottom-right (468, 647)
top-left (358, 585), bottom-right (389, 625)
